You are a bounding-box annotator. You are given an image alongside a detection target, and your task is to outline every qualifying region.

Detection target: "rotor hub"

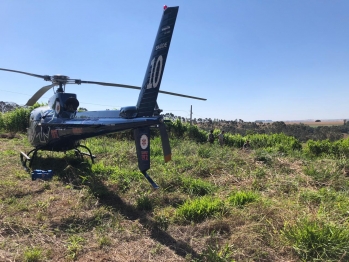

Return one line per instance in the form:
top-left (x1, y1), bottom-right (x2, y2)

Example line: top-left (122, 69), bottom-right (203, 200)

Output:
top-left (52, 75), bottom-right (70, 83)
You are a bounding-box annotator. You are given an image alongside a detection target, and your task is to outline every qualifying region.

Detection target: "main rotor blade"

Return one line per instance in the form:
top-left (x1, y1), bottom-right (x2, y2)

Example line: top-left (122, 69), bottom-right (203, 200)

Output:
top-left (78, 80), bottom-right (207, 101)
top-left (0, 68), bottom-right (50, 80)
top-left (26, 83), bottom-right (58, 106)
top-left (78, 80), bottom-right (141, 90)
top-left (158, 90), bottom-right (207, 101)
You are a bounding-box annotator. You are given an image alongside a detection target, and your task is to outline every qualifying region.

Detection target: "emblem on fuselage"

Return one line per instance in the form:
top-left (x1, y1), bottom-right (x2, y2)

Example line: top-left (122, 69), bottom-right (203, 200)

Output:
top-left (55, 101), bottom-right (60, 114)
top-left (140, 134), bottom-right (148, 150)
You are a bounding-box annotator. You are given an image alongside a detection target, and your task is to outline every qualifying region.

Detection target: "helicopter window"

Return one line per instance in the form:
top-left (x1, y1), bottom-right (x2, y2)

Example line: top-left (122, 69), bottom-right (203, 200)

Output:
top-left (34, 112), bottom-right (42, 121)
top-left (42, 110), bottom-right (54, 119)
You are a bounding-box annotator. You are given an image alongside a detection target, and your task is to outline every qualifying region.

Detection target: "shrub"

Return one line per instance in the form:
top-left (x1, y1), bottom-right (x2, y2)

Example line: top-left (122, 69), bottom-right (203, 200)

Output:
top-left (187, 124), bottom-right (207, 143)
top-left (304, 138), bottom-right (349, 158)
top-left (1, 103), bottom-right (43, 133)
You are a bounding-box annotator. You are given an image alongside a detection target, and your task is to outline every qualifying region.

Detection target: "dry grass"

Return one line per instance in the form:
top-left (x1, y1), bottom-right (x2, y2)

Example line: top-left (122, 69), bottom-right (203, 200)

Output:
top-left (285, 120), bottom-right (344, 127)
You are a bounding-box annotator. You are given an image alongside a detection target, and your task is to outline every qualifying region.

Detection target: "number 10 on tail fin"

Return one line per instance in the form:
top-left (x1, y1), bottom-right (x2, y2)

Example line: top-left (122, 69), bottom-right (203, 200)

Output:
top-left (136, 6), bottom-right (179, 117)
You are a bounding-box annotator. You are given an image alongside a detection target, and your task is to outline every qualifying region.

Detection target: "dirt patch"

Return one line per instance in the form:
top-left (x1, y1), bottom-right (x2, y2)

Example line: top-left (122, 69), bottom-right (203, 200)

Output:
top-left (0, 132), bottom-right (21, 139)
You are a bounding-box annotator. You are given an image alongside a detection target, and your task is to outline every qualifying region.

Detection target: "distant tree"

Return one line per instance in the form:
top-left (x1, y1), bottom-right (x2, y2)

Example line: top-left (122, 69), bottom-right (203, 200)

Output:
top-left (315, 120), bottom-right (321, 122)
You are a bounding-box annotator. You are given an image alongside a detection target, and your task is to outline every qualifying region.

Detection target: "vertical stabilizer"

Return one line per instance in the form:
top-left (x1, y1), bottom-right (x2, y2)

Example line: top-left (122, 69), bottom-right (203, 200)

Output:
top-left (136, 6), bottom-right (179, 117)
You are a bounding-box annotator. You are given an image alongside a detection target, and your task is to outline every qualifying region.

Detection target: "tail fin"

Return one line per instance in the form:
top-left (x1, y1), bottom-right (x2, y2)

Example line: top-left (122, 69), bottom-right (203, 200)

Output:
top-left (136, 6), bottom-right (179, 117)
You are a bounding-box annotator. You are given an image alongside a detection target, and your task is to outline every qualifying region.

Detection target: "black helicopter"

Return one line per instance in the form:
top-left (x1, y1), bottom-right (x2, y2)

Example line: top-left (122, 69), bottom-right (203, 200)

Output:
top-left (0, 6), bottom-right (206, 188)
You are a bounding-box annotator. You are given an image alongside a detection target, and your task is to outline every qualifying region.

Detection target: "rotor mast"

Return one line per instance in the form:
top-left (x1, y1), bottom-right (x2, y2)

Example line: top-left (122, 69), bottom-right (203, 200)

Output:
top-left (52, 75), bottom-right (69, 93)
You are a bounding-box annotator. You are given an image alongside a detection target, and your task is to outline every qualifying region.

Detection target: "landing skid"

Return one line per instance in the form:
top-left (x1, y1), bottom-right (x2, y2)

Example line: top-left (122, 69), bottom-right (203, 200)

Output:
top-left (74, 145), bottom-right (96, 163)
top-left (20, 149), bottom-right (38, 171)
top-left (20, 145), bottom-right (96, 171)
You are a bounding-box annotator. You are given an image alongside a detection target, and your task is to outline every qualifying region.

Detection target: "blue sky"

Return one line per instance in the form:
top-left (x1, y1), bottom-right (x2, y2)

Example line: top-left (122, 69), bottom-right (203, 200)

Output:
top-left (1, 0), bottom-right (348, 121)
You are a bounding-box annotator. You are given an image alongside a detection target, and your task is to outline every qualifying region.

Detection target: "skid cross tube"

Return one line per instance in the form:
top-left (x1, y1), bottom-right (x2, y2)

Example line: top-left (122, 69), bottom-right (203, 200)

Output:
top-left (74, 144), bottom-right (96, 163)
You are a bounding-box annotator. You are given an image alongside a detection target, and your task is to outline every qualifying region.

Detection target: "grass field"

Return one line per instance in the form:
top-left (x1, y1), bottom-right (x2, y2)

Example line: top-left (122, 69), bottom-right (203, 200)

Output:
top-left (1, 133), bottom-right (349, 261)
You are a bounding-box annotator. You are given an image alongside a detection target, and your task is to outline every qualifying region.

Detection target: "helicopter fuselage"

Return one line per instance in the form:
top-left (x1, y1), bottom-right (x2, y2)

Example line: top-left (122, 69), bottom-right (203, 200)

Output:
top-left (28, 93), bottom-right (163, 152)
top-left (28, 104), bottom-right (163, 151)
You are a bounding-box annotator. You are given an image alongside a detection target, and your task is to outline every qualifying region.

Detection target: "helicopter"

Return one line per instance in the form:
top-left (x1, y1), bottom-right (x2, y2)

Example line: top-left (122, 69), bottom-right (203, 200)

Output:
top-left (0, 6), bottom-right (206, 188)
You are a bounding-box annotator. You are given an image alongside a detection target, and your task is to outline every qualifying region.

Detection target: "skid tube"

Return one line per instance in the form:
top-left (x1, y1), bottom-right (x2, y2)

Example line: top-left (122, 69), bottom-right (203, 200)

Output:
top-left (20, 148), bottom-right (39, 171)
top-left (141, 171), bottom-right (159, 189)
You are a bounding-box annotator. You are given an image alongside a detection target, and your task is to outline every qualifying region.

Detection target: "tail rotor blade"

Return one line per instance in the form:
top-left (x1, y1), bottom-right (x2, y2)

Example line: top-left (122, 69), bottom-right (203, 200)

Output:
top-left (159, 123), bottom-right (171, 162)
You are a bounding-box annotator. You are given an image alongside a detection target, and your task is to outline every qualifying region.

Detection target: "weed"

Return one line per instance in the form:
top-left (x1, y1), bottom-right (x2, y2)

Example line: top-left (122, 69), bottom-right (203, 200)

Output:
top-left (198, 146), bottom-right (211, 158)
top-left (154, 208), bottom-right (172, 230)
top-left (197, 243), bottom-right (235, 262)
top-left (253, 168), bottom-right (267, 178)
top-left (299, 190), bottom-right (322, 205)
top-left (228, 190), bottom-right (259, 207)
top-left (150, 243), bottom-right (164, 255)
top-left (181, 176), bottom-right (215, 196)
top-left (253, 149), bottom-right (273, 165)
top-left (15, 170), bottom-right (29, 180)
top-left (176, 196), bottom-right (225, 223)
top-left (303, 164), bottom-right (332, 186)
top-left (67, 235), bottom-right (85, 260)
top-left (192, 159), bottom-right (212, 177)
top-left (43, 182), bottom-right (51, 190)
top-left (282, 218), bottom-right (349, 261)
top-left (98, 235), bottom-right (112, 248)
top-left (23, 247), bottom-right (43, 262)
top-left (277, 179), bottom-right (298, 195)
top-left (136, 194), bottom-right (153, 211)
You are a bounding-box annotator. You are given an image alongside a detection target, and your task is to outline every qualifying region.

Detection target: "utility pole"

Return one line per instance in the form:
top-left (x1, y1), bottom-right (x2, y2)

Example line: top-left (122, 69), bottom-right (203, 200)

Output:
top-left (190, 105), bottom-right (192, 126)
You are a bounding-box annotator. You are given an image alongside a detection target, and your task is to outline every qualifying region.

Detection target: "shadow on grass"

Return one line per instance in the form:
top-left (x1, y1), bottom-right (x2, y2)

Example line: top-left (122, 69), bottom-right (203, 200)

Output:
top-left (31, 154), bottom-right (199, 259)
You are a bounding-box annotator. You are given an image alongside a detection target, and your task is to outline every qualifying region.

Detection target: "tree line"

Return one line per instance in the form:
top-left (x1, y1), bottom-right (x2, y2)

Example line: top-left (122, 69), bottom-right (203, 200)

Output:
top-left (163, 113), bottom-right (348, 143)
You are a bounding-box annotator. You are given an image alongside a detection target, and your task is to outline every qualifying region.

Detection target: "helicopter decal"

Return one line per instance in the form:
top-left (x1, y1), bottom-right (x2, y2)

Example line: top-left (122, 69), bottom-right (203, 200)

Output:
top-left (36, 125), bottom-right (51, 144)
top-left (0, 6), bottom-right (206, 188)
